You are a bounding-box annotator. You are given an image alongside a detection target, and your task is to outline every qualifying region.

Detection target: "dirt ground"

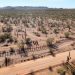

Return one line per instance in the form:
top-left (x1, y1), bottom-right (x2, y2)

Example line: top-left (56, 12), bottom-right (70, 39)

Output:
top-left (0, 50), bottom-right (75, 75)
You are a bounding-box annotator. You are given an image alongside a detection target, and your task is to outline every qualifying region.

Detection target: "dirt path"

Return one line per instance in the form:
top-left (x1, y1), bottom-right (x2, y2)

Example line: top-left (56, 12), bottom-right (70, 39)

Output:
top-left (0, 50), bottom-right (75, 75)
top-left (58, 40), bottom-right (73, 49)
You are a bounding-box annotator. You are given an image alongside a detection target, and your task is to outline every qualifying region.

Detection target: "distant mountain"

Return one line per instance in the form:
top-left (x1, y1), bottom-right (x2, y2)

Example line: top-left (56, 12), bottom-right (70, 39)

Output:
top-left (0, 6), bottom-right (48, 11)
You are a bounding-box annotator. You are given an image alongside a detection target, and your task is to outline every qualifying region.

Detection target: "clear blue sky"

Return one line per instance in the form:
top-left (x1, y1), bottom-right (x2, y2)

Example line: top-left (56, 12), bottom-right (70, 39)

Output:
top-left (0, 0), bottom-right (75, 8)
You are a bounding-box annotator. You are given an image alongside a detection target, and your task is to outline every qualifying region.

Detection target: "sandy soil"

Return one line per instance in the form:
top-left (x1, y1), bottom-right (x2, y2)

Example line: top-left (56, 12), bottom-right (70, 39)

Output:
top-left (0, 50), bottom-right (75, 75)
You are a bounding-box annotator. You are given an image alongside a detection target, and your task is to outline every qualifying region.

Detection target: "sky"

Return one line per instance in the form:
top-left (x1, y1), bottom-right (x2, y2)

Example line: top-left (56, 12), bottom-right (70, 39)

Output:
top-left (0, 0), bottom-right (75, 8)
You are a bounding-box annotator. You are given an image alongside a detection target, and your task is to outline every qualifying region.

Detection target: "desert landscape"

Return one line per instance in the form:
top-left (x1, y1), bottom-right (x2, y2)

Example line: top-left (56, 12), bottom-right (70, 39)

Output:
top-left (0, 6), bottom-right (75, 75)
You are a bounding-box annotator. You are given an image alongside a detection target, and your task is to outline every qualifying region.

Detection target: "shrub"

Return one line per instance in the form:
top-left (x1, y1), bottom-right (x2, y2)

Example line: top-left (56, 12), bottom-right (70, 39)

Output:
top-left (26, 38), bottom-right (32, 46)
top-left (57, 68), bottom-right (66, 75)
top-left (0, 33), bottom-right (13, 43)
top-left (18, 41), bottom-right (24, 50)
top-left (64, 32), bottom-right (70, 38)
top-left (2, 25), bottom-right (13, 32)
top-left (53, 28), bottom-right (59, 35)
top-left (42, 29), bottom-right (48, 34)
top-left (9, 47), bottom-right (15, 55)
top-left (33, 32), bottom-right (40, 37)
top-left (46, 38), bottom-right (54, 47)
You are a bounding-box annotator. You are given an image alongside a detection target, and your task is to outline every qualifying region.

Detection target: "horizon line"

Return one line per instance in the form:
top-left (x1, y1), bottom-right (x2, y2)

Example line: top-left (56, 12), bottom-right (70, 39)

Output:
top-left (0, 6), bottom-right (75, 9)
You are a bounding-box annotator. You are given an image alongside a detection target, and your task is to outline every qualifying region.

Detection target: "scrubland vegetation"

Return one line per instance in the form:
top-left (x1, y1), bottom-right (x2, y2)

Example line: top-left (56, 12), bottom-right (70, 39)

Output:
top-left (0, 7), bottom-right (75, 75)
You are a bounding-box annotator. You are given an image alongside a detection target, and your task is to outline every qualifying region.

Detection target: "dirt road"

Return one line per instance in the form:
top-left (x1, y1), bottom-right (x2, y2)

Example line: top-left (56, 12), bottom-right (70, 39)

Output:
top-left (0, 50), bottom-right (75, 75)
